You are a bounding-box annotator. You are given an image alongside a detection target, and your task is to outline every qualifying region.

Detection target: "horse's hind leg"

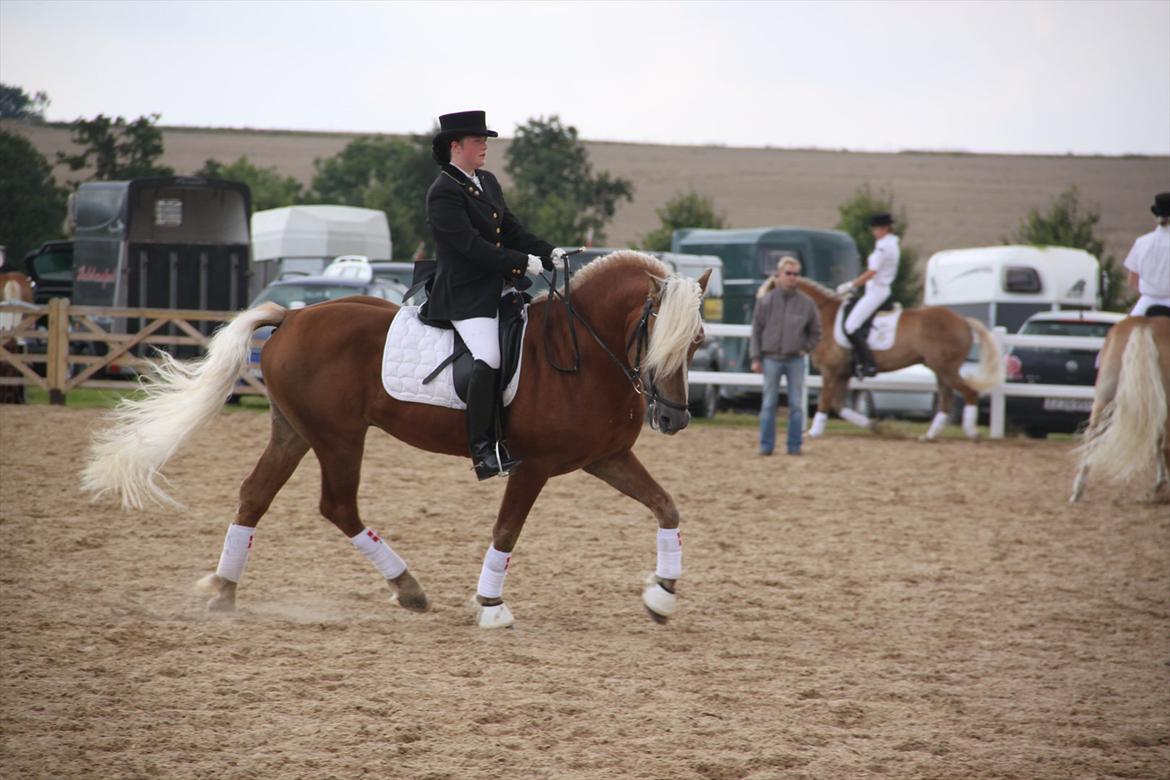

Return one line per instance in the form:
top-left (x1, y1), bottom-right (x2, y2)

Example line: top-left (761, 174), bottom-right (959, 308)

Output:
top-left (199, 403), bottom-right (310, 611)
top-left (585, 450), bottom-right (682, 623)
top-left (314, 429), bottom-right (429, 612)
top-left (935, 367), bottom-right (981, 439)
top-left (921, 378), bottom-right (953, 442)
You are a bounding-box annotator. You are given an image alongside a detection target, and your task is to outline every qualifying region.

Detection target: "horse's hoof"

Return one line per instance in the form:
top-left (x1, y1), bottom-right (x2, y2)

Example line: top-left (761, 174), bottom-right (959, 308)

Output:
top-left (475, 602), bottom-right (515, 629)
top-left (645, 605), bottom-right (670, 625)
top-left (642, 574), bottom-right (677, 622)
top-left (196, 574), bottom-right (237, 612)
top-left (206, 594), bottom-right (237, 613)
top-left (388, 572), bottom-right (430, 613)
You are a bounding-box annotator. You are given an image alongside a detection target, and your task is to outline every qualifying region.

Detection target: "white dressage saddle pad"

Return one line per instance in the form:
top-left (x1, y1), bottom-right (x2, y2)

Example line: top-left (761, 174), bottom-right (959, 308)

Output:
top-left (381, 305), bottom-right (524, 410)
top-left (834, 305), bottom-right (903, 351)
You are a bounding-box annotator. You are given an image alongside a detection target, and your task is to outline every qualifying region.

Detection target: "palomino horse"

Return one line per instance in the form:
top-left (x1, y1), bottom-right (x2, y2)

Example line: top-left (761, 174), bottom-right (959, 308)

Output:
top-left (1069, 315), bottom-right (1170, 503)
top-left (792, 279), bottom-right (1004, 440)
top-left (83, 252), bottom-right (710, 628)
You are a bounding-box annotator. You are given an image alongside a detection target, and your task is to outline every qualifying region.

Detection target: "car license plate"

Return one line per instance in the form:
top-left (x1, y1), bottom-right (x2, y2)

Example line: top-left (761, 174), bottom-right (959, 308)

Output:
top-left (1043, 397), bottom-right (1092, 412)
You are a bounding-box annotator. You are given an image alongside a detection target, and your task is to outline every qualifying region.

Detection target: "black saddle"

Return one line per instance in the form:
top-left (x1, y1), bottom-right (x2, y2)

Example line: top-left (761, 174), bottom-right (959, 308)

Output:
top-left (1145, 304), bottom-right (1170, 319)
top-left (842, 289), bottom-right (895, 338)
top-left (418, 291), bottom-right (529, 404)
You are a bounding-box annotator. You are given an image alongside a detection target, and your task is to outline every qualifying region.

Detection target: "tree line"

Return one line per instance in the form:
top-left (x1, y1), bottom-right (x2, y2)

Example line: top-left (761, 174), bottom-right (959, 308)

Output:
top-left (0, 82), bottom-right (1130, 309)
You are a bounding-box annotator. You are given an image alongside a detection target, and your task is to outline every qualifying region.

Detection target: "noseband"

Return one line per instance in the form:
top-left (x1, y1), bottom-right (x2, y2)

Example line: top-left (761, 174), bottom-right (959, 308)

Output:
top-left (540, 268), bottom-right (690, 416)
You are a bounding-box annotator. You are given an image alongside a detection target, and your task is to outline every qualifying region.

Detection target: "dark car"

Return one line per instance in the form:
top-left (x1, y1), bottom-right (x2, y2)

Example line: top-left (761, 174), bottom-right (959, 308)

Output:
top-left (1004, 310), bottom-right (1124, 437)
top-left (24, 240), bottom-right (74, 303)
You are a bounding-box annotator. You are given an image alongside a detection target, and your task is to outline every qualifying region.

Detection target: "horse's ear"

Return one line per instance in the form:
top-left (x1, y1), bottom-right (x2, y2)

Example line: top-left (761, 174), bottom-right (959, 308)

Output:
top-left (647, 274), bottom-right (662, 298)
top-left (697, 268), bottom-right (712, 294)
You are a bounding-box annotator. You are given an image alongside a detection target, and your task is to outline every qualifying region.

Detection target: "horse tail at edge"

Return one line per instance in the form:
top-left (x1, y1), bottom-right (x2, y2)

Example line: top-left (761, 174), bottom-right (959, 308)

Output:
top-left (964, 317), bottom-right (1005, 394)
top-left (82, 303), bottom-right (287, 511)
top-left (1074, 323), bottom-right (1166, 485)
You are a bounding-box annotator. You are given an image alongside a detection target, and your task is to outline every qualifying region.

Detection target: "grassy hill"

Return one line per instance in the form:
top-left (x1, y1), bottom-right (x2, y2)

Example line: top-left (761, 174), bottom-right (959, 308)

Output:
top-left (5, 120), bottom-right (1166, 267)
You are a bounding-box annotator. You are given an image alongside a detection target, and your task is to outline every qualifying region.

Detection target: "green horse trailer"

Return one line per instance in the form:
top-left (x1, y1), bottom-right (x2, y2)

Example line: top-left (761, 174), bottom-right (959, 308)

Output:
top-left (672, 227), bottom-right (861, 406)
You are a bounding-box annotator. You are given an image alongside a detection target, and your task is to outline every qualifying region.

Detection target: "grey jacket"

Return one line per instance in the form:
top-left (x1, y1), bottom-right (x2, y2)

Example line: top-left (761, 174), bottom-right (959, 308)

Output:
top-left (749, 287), bottom-right (822, 360)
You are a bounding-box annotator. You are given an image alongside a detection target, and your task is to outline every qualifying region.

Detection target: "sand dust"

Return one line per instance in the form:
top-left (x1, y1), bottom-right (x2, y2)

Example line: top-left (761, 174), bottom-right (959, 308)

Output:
top-left (1, 404), bottom-right (1167, 779)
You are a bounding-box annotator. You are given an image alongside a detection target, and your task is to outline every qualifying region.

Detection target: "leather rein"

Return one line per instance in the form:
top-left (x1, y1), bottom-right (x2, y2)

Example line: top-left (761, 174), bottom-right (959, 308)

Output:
top-left (539, 264), bottom-right (690, 415)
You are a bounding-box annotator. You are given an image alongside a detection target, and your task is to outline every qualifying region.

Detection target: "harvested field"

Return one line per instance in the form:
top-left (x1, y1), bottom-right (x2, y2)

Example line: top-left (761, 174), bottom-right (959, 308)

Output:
top-left (4, 120), bottom-right (1167, 263)
top-left (2, 404), bottom-right (1167, 779)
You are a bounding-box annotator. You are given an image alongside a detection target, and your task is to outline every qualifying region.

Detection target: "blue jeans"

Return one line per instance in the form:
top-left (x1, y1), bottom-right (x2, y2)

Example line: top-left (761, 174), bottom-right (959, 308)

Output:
top-left (759, 356), bottom-right (806, 454)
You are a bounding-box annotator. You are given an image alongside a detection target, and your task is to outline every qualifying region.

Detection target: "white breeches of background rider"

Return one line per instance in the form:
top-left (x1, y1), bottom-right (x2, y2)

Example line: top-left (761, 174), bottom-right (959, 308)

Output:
top-left (843, 283), bottom-right (891, 334)
top-left (452, 316), bottom-right (501, 369)
top-left (1130, 294), bottom-right (1170, 316)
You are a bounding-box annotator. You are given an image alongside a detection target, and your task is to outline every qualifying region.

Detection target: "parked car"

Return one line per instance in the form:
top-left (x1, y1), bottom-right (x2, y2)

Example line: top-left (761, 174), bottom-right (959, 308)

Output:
top-left (1003, 310), bottom-right (1124, 437)
top-left (247, 258), bottom-right (406, 378)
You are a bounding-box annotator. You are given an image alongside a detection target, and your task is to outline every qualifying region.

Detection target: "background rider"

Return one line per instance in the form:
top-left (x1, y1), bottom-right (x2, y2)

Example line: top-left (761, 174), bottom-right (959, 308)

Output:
top-left (836, 212), bottom-right (900, 378)
top-left (1123, 191), bottom-right (1170, 316)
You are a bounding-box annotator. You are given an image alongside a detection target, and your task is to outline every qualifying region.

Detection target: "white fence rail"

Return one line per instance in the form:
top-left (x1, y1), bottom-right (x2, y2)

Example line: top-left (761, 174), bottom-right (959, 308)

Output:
top-left (695, 323), bottom-right (1104, 439)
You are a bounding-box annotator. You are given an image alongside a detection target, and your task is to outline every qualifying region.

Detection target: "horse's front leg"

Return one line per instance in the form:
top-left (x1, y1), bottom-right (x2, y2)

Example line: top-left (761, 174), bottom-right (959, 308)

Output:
top-left (472, 468), bottom-right (548, 629)
top-left (585, 450), bottom-right (682, 624)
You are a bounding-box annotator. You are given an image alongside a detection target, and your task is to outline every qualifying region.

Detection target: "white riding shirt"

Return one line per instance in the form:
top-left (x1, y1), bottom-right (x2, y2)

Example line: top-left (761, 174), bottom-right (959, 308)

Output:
top-left (845, 233), bottom-right (900, 334)
top-left (1124, 224), bottom-right (1170, 314)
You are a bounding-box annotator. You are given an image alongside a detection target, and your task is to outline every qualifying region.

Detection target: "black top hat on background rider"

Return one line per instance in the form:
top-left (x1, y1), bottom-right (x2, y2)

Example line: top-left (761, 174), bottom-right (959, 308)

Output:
top-left (422, 110), bottom-right (567, 480)
top-left (836, 212), bottom-right (900, 377)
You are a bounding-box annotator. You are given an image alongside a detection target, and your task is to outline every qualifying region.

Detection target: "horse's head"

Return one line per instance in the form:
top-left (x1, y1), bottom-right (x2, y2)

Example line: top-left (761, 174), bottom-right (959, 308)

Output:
top-left (638, 269), bottom-right (711, 435)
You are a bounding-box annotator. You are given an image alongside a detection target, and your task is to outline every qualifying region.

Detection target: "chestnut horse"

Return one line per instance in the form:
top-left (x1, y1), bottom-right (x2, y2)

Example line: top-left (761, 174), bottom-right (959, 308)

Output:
top-left (792, 279), bottom-right (1004, 440)
top-left (83, 252), bottom-right (710, 628)
top-left (1069, 315), bottom-right (1170, 503)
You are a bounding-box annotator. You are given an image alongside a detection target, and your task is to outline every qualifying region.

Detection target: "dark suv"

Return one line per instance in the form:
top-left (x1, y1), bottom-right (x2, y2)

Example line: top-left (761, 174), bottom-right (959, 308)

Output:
top-left (1004, 310), bottom-right (1124, 437)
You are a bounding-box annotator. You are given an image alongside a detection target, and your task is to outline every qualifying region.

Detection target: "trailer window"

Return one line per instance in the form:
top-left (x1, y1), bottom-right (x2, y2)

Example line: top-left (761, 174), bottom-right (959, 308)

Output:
top-left (155, 199), bottom-right (183, 227)
top-left (1003, 266), bottom-right (1041, 293)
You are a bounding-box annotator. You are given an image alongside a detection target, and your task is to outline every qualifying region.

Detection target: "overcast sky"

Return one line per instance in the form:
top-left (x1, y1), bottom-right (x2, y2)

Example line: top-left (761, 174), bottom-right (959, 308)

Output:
top-left (2, 0), bottom-right (1168, 156)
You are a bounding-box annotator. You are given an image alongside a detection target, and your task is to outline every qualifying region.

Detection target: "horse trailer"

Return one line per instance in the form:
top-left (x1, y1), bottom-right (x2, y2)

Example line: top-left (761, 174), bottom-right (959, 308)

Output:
top-left (924, 245), bottom-right (1102, 333)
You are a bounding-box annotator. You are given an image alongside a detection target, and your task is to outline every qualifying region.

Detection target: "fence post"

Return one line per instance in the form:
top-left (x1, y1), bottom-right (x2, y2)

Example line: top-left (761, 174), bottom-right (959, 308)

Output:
top-left (989, 326), bottom-right (1007, 439)
top-left (46, 297), bottom-right (68, 405)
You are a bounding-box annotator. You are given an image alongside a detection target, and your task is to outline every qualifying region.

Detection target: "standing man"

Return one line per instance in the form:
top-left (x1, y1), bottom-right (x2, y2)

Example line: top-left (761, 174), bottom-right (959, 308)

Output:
top-left (422, 110), bottom-right (566, 480)
top-left (1123, 192), bottom-right (1170, 316)
top-left (750, 257), bottom-right (822, 456)
top-left (837, 212), bottom-right (900, 377)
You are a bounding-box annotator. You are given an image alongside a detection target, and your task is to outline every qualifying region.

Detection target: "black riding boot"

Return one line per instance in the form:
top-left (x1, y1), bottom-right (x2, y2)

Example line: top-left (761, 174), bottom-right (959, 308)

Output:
top-left (847, 329), bottom-right (878, 378)
top-left (466, 359), bottom-right (521, 481)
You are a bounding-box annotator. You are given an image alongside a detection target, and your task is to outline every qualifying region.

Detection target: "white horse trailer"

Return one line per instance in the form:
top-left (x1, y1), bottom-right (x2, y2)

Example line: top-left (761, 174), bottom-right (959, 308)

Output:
top-left (924, 245), bottom-right (1101, 333)
top-left (250, 206), bottom-right (391, 298)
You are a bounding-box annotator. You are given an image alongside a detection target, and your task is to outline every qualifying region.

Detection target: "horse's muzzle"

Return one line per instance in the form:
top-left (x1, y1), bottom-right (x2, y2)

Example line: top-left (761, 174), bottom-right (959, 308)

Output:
top-left (653, 403), bottom-right (690, 435)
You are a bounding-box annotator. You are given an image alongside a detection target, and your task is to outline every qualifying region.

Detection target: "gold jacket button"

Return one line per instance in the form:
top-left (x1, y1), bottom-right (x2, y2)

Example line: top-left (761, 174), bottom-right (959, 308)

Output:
top-left (496, 241), bottom-right (502, 247)
top-left (495, 227), bottom-right (501, 234)
top-left (492, 212), bottom-right (499, 219)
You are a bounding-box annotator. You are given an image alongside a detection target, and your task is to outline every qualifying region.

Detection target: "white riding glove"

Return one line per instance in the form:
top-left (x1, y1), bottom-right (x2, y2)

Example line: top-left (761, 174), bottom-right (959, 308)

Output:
top-left (549, 247), bottom-right (568, 270)
top-left (526, 255), bottom-right (544, 275)
top-left (836, 282), bottom-right (854, 295)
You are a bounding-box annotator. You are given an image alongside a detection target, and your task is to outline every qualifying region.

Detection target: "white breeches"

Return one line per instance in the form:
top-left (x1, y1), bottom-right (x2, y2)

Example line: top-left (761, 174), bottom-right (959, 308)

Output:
top-left (844, 284), bottom-right (892, 334)
top-left (1130, 294), bottom-right (1170, 316)
top-left (452, 316), bottom-right (501, 369)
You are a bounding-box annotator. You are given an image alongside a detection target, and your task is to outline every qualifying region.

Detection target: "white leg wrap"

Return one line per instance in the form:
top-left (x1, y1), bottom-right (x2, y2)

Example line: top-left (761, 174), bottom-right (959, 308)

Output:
top-left (476, 545), bottom-right (512, 599)
top-left (808, 411), bottom-right (828, 438)
top-left (839, 407), bottom-right (872, 429)
top-left (924, 410), bottom-right (949, 440)
top-left (656, 527), bottom-right (683, 580)
top-left (351, 528), bottom-right (407, 580)
top-left (215, 523), bottom-right (254, 583)
top-left (962, 404), bottom-right (978, 438)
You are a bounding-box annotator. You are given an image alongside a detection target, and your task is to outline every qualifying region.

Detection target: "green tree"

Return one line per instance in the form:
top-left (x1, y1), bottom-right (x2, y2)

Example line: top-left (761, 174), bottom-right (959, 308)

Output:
top-left (306, 133), bottom-right (434, 260)
top-left (195, 157), bottom-right (302, 212)
top-left (638, 189), bottom-right (727, 251)
top-left (0, 129), bottom-right (67, 262)
top-left (835, 183), bottom-right (921, 307)
top-left (0, 84), bottom-right (49, 121)
top-left (1007, 186), bottom-right (1128, 311)
top-left (57, 113), bottom-right (174, 182)
top-left (504, 116), bottom-right (633, 246)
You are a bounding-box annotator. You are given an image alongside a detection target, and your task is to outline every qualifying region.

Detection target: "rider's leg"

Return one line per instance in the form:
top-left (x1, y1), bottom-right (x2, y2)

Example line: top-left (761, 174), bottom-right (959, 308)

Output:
top-left (843, 287), bottom-right (887, 378)
top-left (452, 316), bottom-right (517, 480)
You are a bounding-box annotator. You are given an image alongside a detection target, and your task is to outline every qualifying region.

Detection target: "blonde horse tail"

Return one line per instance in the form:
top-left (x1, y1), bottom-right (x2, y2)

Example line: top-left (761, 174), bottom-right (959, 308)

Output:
top-left (82, 303), bottom-right (287, 510)
top-left (1074, 324), bottom-right (1166, 485)
top-left (963, 317), bottom-right (1005, 394)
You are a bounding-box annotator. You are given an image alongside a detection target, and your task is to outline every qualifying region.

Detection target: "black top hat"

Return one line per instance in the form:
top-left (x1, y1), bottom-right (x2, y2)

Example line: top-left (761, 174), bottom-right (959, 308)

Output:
top-left (867, 212), bottom-right (894, 228)
top-left (1152, 192), bottom-right (1170, 218)
top-left (433, 111), bottom-right (498, 145)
